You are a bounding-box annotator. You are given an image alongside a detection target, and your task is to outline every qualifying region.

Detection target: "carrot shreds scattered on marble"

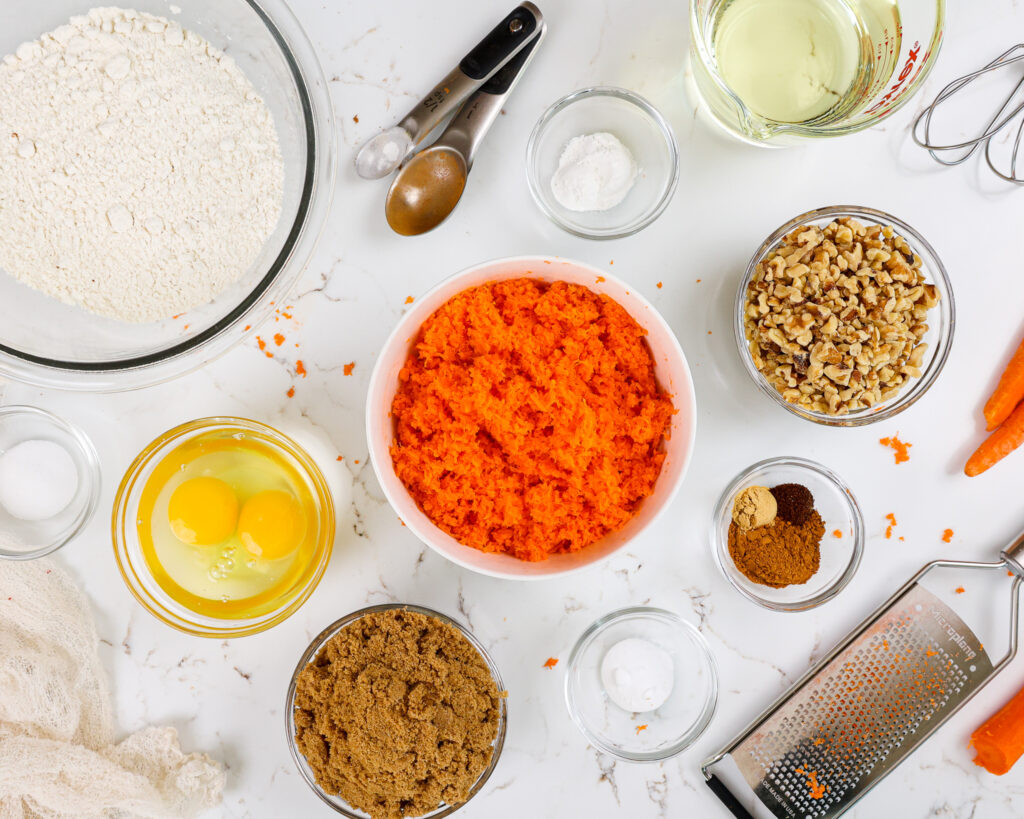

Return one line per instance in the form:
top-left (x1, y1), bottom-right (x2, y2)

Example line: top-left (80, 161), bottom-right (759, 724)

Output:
top-left (832, 529), bottom-right (843, 539)
top-left (955, 586), bottom-right (966, 594)
top-left (885, 513), bottom-right (897, 539)
top-left (942, 528), bottom-right (954, 543)
top-left (286, 386), bottom-right (295, 398)
top-left (389, 279), bottom-right (675, 562)
top-left (543, 657), bottom-right (558, 670)
top-left (343, 362), bottom-right (355, 376)
top-left (635, 724), bottom-right (648, 734)
top-left (296, 360), bottom-right (307, 377)
top-left (879, 434), bottom-right (912, 464)
top-left (273, 333), bottom-right (285, 346)
top-left (405, 296), bottom-right (415, 305)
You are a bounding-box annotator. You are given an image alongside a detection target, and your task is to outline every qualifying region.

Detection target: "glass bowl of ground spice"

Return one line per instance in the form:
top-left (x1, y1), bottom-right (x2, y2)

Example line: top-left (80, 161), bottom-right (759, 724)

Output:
top-left (286, 604), bottom-right (507, 819)
top-left (711, 457), bottom-right (865, 611)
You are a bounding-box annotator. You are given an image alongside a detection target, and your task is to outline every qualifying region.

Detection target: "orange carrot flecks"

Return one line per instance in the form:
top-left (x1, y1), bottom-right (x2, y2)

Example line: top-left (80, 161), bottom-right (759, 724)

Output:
top-left (635, 724), bottom-right (648, 734)
top-left (971, 681), bottom-right (1024, 774)
top-left (985, 334), bottom-right (1024, 431)
top-left (880, 434), bottom-right (912, 464)
top-left (343, 362), bottom-right (355, 376)
top-left (942, 529), bottom-right (954, 543)
top-left (542, 657), bottom-right (558, 670)
top-left (966, 400), bottom-right (1024, 476)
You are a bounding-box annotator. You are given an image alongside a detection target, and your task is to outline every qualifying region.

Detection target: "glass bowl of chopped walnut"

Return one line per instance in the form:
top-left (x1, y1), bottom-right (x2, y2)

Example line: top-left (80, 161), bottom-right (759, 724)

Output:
top-left (736, 206), bottom-right (955, 426)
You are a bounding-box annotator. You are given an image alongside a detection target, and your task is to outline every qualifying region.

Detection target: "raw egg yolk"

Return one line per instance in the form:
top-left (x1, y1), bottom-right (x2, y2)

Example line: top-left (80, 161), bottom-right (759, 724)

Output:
top-left (238, 490), bottom-right (305, 560)
top-left (168, 477), bottom-right (239, 545)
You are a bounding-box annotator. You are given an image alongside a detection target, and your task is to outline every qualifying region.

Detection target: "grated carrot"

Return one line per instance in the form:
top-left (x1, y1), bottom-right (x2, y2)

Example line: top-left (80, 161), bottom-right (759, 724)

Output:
top-left (879, 434), bottom-right (912, 464)
top-left (390, 279), bottom-right (674, 562)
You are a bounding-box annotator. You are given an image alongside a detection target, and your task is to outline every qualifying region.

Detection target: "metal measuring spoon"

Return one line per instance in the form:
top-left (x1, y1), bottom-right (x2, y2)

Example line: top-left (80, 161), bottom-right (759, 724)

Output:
top-left (385, 33), bottom-right (543, 236)
top-left (355, 3), bottom-right (542, 180)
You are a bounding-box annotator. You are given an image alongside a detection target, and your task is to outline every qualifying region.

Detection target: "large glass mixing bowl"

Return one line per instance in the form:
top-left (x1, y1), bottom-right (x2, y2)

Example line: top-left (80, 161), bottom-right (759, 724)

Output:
top-left (0, 1), bottom-right (335, 390)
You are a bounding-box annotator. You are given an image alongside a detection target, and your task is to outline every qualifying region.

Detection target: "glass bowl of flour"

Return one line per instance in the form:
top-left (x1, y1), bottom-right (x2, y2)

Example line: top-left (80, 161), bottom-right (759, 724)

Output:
top-left (0, 1), bottom-right (335, 390)
top-left (526, 87), bottom-right (679, 240)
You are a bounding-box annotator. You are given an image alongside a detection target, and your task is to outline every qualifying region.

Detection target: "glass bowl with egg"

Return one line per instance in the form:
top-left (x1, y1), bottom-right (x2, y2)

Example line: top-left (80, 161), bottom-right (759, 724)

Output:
top-left (564, 607), bottom-right (718, 762)
top-left (112, 416), bottom-right (334, 637)
top-left (735, 206), bottom-right (955, 426)
top-left (711, 457), bottom-right (865, 611)
top-left (526, 87), bottom-right (679, 239)
top-left (0, 0), bottom-right (335, 391)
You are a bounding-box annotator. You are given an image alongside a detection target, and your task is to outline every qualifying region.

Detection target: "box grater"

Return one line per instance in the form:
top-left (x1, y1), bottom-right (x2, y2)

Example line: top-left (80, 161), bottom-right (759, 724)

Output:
top-left (703, 531), bottom-right (1024, 819)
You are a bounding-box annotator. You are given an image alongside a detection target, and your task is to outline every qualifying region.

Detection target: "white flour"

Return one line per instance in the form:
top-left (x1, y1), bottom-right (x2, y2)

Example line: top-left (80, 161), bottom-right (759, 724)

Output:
top-left (0, 7), bottom-right (284, 323)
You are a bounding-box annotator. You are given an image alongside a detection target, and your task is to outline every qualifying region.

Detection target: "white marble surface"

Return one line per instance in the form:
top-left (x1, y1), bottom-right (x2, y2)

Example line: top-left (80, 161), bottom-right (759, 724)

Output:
top-left (4, 0), bottom-right (1024, 816)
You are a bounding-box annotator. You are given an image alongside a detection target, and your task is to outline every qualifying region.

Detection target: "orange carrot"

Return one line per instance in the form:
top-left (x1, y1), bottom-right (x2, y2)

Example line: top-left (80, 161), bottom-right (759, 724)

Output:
top-left (971, 682), bottom-right (1024, 774)
top-left (984, 335), bottom-right (1024, 431)
top-left (966, 400), bottom-right (1024, 476)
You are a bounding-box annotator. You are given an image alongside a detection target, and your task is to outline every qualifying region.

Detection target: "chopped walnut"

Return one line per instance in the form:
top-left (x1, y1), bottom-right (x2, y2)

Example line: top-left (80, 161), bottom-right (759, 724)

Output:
top-left (743, 217), bottom-right (939, 416)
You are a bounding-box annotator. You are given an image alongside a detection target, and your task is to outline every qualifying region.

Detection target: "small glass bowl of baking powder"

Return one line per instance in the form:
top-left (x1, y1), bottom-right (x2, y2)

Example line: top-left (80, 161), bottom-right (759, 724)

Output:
top-left (712, 457), bottom-right (865, 612)
top-left (565, 607), bottom-right (718, 762)
top-left (526, 87), bottom-right (679, 239)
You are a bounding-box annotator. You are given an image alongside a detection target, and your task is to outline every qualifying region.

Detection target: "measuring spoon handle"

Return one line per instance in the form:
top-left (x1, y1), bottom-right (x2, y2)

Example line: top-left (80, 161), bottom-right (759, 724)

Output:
top-left (397, 3), bottom-right (542, 148)
top-left (438, 28), bottom-right (544, 169)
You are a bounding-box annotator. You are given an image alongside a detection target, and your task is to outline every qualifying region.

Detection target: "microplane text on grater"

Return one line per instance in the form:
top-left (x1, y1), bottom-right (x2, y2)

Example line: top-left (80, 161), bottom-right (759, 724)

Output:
top-left (703, 529), bottom-right (1024, 819)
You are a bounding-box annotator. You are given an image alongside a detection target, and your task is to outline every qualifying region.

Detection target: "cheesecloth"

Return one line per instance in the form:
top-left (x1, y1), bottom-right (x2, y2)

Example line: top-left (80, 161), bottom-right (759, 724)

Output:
top-left (0, 558), bottom-right (225, 818)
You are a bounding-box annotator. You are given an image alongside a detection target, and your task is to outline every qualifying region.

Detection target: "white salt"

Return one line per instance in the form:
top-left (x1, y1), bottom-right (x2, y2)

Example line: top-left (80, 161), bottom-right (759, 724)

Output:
top-left (0, 439), bottom-right (78, 521)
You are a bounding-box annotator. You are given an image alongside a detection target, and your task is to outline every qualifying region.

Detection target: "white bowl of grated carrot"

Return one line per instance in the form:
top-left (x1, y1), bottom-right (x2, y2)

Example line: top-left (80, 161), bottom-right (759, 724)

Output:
top-left (366, 256), bottom-right (697, 580)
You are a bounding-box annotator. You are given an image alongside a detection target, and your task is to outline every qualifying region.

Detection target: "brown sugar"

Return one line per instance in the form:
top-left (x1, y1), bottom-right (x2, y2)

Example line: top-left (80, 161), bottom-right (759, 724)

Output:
top-left (292, 609), bottom-right (502, 819)
top-left (728, 511), bottom-right (826, 588)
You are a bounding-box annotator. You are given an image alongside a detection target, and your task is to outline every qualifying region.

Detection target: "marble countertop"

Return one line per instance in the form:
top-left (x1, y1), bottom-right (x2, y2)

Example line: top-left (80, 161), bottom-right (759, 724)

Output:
top-left (4, 0), bottom-right (1024, 816)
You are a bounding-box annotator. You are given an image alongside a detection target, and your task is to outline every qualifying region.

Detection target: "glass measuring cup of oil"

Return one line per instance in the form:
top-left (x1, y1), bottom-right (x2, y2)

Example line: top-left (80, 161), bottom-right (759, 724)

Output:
top-left (688, 0), bottom-right (944, 145)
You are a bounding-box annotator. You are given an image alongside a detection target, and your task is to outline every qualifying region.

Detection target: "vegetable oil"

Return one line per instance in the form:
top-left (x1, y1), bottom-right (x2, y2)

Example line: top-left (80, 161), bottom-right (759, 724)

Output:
top-left (712, 0), bottom-right (868, 123)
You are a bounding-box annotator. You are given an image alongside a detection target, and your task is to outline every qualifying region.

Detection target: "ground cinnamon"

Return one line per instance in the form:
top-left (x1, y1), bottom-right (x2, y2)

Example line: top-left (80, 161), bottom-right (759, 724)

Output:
top-left (728, 510), bottom-right (825, 588)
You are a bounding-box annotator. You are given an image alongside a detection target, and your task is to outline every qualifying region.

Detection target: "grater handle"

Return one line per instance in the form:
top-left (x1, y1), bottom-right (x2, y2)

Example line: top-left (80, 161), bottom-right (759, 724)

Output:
top-left (706, 775), bottom-right (756, 819)
top-left (1001, 529), bottom-right (1024, 576)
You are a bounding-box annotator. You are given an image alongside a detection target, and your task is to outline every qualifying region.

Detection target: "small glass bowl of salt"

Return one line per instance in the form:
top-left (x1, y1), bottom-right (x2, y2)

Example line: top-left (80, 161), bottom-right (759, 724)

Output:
top-left (564, 607), bottom-right (718, 761)
top-left (0, 406), bottom-right (100, 559)
top-left (526, 87), bottom-right (679, 239)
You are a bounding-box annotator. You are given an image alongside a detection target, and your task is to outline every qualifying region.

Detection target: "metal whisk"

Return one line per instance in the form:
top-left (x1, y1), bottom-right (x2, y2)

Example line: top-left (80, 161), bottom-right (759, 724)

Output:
top-left (913, 44), bottom-right (1024, 184)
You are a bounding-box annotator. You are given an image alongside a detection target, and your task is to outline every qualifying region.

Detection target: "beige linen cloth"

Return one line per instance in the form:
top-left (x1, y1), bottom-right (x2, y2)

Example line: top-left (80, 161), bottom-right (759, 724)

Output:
top-left (0, 559), bottom-right (225, 818)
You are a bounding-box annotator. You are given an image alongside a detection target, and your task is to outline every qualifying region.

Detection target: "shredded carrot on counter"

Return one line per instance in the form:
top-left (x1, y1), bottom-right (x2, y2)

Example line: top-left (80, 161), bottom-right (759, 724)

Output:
top-left (543, 657), bottom-right (558, 670)
top-left (390, 279), bottom-right (675, 562)
top-left (656, 282), bottom-right (663, 289)
top-left (885, 513), bottom-right (897, 539)
top-left (832, 529), bottom-right (843, 538)
top-left (879, 434), bottom-right (912, 464)
top-left (942, 528), bottom-right (954, 543)
top-left (955, 586), bottom-right (965, 594)
top-left (343, 362), bottom-right (355, 376)
top-left (336, 456), bottom-right (343, 461)
top-left (635, 724), bottom-right (648, 734)
top-left (273, 333), bottom-right (285, 346)
top-left (405, 296), bottom-right (414, 305)
top-left (286, 386), bottom-right (295, 398)
top-left (296, 360), bottom-right (307, 377)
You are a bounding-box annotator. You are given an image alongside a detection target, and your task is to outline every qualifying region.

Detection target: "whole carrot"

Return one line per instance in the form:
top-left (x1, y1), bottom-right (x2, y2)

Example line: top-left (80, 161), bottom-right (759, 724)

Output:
top-left (984, 334), bottom-right (1024, 431)
top-left (971, 682), bottom-right (1024, 775)
top-left (966, 400), bottom-right (1024, 476)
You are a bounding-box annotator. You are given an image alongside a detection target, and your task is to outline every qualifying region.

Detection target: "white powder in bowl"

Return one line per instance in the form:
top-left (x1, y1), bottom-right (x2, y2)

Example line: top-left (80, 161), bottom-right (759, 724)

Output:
top-left (0, 7), bottom-right (284, 323)
top-left (550, 132), bottom-right (637, 212)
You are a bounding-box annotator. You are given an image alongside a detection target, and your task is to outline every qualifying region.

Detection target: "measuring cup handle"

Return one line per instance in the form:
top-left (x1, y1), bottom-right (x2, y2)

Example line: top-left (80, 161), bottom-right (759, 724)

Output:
top-left (1001, 529), bottom-right (1024, 576)
top-left (397, 3), bottom-right (542, 146)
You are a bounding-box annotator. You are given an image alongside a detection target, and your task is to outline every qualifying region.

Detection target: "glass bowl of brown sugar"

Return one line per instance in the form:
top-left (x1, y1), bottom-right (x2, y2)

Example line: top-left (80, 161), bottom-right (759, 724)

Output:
top-left (711, 457), bottom-right (864, 611)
